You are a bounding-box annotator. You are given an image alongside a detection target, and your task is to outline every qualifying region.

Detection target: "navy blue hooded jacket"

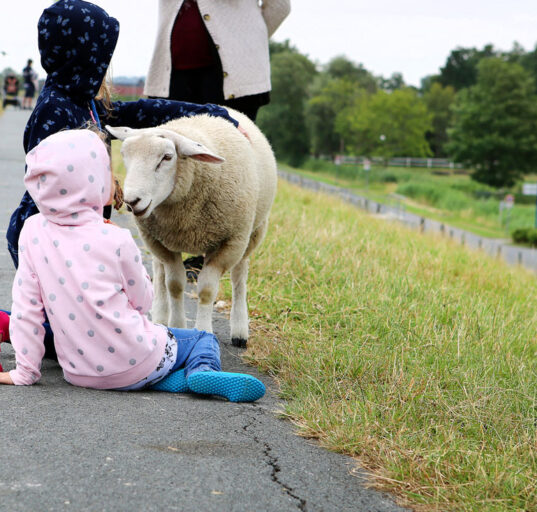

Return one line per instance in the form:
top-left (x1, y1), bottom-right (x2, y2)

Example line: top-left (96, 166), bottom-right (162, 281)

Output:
top-left (7, 0), bottom-right (238, 268)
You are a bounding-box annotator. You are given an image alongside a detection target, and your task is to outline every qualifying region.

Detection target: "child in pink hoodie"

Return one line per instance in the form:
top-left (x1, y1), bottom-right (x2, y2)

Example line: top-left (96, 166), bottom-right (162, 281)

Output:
top-left (0, 129), bottom-right (264, 402)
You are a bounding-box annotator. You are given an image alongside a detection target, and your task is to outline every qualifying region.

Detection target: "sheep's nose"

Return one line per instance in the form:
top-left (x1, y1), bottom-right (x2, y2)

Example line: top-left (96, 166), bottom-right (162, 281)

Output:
top-left (124, 197), bottom-right (141, 212)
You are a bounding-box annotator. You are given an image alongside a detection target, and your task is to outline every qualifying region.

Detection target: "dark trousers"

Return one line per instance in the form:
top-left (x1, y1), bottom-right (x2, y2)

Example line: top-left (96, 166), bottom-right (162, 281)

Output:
top-left (166, 66), bottom-right (269, 122)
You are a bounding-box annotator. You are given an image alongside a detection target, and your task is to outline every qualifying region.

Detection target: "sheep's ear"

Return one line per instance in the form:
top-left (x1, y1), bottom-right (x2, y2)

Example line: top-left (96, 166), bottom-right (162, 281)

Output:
top-left (161, 130), bottom-right (225, 164)
top-left (105, 125), bottom-right (144, 141)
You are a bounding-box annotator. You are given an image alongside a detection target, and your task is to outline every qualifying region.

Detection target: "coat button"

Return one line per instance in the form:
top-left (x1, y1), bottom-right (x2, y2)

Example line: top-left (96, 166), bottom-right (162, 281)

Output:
top-left (203, 13), bottom-right (210, 21)
top-left (215, 44), bottom-right (220, 50)
top-left (228, 94), bottom-right (235, 99)
top-left (223, 71), bottom-right (228, 78)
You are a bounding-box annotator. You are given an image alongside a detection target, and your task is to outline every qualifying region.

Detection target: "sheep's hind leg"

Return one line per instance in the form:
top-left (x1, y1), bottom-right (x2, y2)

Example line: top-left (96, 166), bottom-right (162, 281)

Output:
top-left (151, 258), bottom-right (169, 324)
top-left (230, 221), bottom-right (268, 348)
top-left (164, 254), bottom-right (187, 328)
top-left (230, 257), bottom-right (249, 348)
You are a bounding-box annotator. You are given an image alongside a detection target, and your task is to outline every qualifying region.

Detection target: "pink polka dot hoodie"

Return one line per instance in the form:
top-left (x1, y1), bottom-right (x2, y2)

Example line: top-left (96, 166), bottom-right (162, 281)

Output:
top-left (9, 129), bottom-right (168, 388)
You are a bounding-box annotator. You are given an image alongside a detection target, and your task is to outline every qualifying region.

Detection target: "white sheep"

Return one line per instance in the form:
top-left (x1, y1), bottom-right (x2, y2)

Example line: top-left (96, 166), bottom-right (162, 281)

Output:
top-left (106, 108), bottom-right (277, 347)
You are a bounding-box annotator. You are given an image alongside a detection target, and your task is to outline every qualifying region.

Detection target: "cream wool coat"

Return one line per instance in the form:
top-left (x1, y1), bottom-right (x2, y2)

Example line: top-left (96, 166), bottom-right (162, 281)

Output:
top-left (144, 0), bottom-right (291, 99)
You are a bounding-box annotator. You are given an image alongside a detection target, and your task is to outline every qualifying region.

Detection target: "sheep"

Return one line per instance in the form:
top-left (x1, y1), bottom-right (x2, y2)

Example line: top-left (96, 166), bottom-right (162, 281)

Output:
top-left (106, 108), bottom-right (277, 348)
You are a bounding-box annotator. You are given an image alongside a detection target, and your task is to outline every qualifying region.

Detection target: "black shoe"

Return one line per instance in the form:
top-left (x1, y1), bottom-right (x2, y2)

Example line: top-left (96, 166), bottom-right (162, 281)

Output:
top-left (183, 255), bottom-right (204, 281)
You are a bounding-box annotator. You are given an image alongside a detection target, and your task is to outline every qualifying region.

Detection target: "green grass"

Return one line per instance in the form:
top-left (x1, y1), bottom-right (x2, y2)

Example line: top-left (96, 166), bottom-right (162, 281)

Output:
top-left (231, 180), bottom-right (537, 511)
top-left (282, 160), bottom-right (537, 240)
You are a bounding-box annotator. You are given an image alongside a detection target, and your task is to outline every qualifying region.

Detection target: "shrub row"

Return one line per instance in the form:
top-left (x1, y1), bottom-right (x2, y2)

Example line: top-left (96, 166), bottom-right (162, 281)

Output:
top-left (511, 227), bottom-right (537, 246)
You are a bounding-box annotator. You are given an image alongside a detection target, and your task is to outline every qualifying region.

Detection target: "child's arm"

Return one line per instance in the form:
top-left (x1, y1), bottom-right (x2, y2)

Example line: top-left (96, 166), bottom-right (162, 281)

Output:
top-left (99, 98), bottom-right (239, 130)
top-left (0, 372), bottom-right (14, 385)
top-left (8, 230), bottom-right (47, 385)
top-left (118, 236), bottom-right (154, 315)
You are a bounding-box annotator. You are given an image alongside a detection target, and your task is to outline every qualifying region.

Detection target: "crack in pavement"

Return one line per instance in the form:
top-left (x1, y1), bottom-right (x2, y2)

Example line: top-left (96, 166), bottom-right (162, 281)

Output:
top-left (242, 414), bottom-right (308, 511)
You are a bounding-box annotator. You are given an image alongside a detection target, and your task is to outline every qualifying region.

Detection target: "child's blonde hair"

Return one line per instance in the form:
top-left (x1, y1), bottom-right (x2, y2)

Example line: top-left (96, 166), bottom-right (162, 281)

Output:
top-left (95, 69), bottom-right (113, 113)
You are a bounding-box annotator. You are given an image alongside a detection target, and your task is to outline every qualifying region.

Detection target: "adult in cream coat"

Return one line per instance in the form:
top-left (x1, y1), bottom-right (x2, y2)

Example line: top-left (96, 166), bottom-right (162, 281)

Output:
top-left (144, 0), bottom-right (291, 121)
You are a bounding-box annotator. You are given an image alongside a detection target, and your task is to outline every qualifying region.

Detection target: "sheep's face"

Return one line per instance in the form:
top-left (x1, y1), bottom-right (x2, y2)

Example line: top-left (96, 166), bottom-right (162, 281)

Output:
top-left (120, 135), bottom-right (178, 219)
top-left (106, 125), bottom-right (225, 220)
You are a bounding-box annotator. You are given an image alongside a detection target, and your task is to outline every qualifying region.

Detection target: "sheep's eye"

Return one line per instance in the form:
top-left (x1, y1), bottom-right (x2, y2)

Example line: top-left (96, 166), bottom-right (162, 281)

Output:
top-left (156, 153), bottom-right (173, 171)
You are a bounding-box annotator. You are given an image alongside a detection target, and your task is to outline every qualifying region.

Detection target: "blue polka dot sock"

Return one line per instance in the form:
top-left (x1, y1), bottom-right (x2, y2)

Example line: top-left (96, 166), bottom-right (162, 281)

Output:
top-left (187, 371), bottom-right (266, 402)
top-left (150, 369), bottom-right (188, 393)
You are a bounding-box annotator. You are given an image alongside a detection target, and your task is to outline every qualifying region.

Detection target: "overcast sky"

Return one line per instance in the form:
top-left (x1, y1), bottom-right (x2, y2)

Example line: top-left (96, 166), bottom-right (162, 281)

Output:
top-left (1, 0), bottom-right (537, 87)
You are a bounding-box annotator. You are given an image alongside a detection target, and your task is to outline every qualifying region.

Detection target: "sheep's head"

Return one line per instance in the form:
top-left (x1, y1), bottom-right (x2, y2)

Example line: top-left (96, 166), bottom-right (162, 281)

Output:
top-left (106, 125), bottom-right (224, 219)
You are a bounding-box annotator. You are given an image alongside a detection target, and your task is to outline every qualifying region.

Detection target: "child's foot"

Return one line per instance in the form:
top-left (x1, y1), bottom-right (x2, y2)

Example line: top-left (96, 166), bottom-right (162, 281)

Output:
top-left (187, 371), bottom-right (265, 402)
top-left (0, 311), bottom-right (9, 343)
top-left (150, 369), bottom-right (188, 393)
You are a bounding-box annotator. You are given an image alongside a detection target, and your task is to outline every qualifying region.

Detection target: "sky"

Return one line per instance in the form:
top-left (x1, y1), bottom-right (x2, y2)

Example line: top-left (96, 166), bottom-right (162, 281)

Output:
top-left (1, 0), bottom-right (537, 87)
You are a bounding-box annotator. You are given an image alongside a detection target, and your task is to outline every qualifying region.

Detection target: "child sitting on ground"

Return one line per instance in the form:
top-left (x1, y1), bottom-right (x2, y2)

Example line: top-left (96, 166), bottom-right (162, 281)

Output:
top-left (0, 129), bottom-right (264, 402)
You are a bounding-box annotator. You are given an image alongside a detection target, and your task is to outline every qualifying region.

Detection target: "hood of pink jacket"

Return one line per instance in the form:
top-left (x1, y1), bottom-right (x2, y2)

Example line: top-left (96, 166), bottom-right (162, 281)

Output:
top-left (25, 130), bottom-right (112, 226)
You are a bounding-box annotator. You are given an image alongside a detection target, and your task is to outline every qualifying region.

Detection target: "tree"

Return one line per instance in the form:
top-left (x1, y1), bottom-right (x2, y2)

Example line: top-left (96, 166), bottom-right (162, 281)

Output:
top-left (379, 72), bottom-right (405, 92)
top-left (424, 83), bottom-right (455, 157)
top-left (420, 74), bottom-right (441, 94)
top-left (326, 55), bottom-right (377, 93)
top-left (448, 58), bottom-right (537, 187)
top-left (269, 39), bottom-right (301, 57)
top-left (517, 43), bottom-right (537, 94)
top-left (257, 49), bottom-right (317, 166)
top-left (439, 45), bottom-right (497, 90)
top-left (306, 77), bottom-right (364, 157)
top-left (336, 88), bottom-right (432, 159)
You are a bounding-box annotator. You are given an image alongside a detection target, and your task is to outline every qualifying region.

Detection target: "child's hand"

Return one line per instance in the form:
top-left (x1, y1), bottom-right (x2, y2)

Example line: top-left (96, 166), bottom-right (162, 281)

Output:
top-left (0, 372), bottom-right (14, 385)
top-left (237, 124), bottom-right (251, 142)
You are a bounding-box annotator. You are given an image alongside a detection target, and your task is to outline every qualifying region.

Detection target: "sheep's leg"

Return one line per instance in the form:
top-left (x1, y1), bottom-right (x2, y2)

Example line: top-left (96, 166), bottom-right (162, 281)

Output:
top-left (163, 254), bottom-right (187, 328)
top-left (230, 257), bottom-right (249, 347)
top-left (195, 264), bottom-right (221, 333)
top-left (229, 221), bottom-right (268, 348)
top-left (196, 239), bottom-right (248, 333)
top-left (151, 258), bottom-right (168, 324)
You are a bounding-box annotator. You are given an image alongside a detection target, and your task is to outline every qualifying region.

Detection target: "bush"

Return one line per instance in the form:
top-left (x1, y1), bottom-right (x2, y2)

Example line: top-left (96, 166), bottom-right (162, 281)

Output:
top-left (511, 227), bottom-right (537, 246)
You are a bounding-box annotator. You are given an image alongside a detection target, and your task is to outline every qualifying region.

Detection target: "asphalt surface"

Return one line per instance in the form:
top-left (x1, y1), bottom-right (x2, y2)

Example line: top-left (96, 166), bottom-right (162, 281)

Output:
top-left (0, 108), bottom-right (408, 512)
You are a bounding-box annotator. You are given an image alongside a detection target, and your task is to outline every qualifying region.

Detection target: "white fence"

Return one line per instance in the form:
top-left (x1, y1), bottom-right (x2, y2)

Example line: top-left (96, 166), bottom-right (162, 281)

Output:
top-left (279, 170), bottom-right (537, 274)
top-left (334, 155), bottom-right (464, 170)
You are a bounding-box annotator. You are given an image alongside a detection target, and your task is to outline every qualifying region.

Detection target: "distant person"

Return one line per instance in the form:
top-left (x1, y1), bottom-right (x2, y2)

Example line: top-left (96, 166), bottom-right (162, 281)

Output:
top-left (145, 0), bottom-right (291, 122)
top-left (5, 0), bottom-right (248, 361)
top-left (144, 0), bottom-right (290, 274)
top-left (22, 59), bottom-right (38, 110)
top-left (0, 129), bottom-right (265, 403)
top-left (2, 74), bottom-right (20, 109)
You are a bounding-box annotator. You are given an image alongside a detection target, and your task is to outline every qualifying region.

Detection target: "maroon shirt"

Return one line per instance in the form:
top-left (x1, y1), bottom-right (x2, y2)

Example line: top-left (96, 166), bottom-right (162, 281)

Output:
top-left (171, 0), bottom-right (215, 70)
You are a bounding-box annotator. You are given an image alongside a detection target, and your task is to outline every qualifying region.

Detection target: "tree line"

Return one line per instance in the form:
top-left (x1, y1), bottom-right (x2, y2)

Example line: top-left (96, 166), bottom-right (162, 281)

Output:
top-left (257, 41), bottom-right (537, 188)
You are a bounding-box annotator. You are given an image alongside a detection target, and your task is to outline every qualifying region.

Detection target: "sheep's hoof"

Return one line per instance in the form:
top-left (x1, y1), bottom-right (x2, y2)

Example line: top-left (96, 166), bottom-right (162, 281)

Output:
top-left (231, 337), bottom-right (247, 348)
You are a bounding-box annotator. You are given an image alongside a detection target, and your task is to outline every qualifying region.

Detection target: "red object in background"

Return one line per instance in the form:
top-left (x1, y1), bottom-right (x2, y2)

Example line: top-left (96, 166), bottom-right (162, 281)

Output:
top-left (0, 311), bottom-right (9, 372)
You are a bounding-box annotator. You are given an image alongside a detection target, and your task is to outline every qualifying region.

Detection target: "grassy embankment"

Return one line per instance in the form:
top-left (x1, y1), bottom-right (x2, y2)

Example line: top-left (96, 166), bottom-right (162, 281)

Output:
top-left (112, 145), bottom-right (537, 511)
top-left (240, 181), bottom-right (537, 511)
top-left (283, 159), bottom-right (537, 240)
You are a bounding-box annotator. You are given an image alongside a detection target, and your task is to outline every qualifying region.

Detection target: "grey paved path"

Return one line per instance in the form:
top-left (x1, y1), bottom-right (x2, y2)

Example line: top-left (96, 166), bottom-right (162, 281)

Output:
top-left (0, 109), bottom-right (407, 512)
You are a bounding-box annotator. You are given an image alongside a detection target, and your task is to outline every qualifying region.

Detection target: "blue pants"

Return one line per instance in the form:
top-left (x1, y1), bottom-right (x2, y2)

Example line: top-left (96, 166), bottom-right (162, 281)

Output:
top-left (168, 328), bottom-right (221, 377)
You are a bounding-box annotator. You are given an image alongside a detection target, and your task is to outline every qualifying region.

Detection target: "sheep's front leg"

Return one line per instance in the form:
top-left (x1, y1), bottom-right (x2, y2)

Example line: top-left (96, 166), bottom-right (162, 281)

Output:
top-left (196, 238), bottom-right (249, 333)
top-left (230, 257), bottom-right (249, 347)
top-left (163, 254), bottom-right (187, 328)
top-left (195, 263), bottom-right (221, 333)
top-left (151, 259), bottom-right (168, 324)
